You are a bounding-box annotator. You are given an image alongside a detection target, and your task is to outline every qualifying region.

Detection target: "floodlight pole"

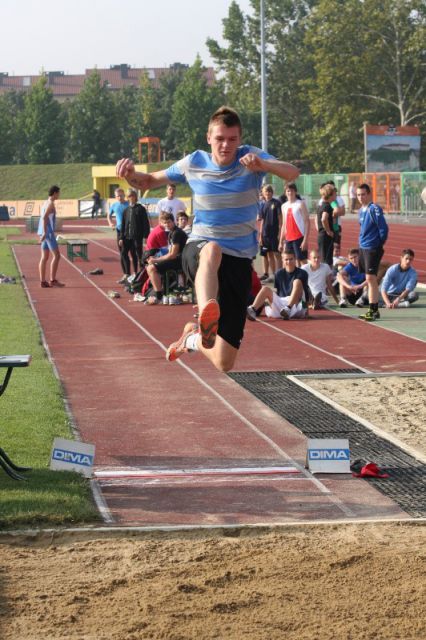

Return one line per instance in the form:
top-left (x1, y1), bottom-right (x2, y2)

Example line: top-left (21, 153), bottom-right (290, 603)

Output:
top-left (260, 0), bottom-right (268, 153)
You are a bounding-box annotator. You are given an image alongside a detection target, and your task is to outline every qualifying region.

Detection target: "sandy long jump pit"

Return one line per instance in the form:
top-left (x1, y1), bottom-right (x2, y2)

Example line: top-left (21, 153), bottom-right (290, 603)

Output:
top-left (1, 371), bottom-right (426, 639)
top-left (0, 521), bottom-right (425, 640)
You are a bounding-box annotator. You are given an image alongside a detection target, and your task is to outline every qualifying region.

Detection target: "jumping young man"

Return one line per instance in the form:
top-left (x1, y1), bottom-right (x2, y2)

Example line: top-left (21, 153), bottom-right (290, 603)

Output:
top-left (116, 106), bottom-right (299, 371)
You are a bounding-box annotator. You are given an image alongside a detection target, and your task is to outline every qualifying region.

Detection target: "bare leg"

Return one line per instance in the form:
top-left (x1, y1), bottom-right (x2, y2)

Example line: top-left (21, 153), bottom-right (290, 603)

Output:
top-left (147, 264), bottom-right (163, 292)
top-left (39, 248), bottom-right (50, 282)
top-left (251, 285), bottom-right (274, 311)
top-left (194, 335), bottom-right (238, 372)
top-left (262, 253), bottom-right (270, 276)
top-left (366, 274), bottom-right (379, 304)
top-left (49, 249), bottom-right (61, 282)
top-left (194, 242), bottom-right (221, 311)
top-left (287, 279), bottom-right (303, 307)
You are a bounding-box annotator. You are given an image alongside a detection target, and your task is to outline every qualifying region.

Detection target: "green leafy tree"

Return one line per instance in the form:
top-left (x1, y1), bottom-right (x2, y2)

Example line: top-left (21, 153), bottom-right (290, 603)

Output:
top-left (304, 0), bottom-right (426, 171)
top-left (264, 0), bottom-right (317, 162)
top-left (21, 76), bottom-right (64, 164)
top-left (207, 1), bottom-right (261, 145)
top-left (169, 57), bottom-right (225, 156)
top-left (0, 93), bottom-right (18, 164)
top-left (66, 70), bottom-right (117, 163)
top-left (111, 85), bottom-right (142, 159)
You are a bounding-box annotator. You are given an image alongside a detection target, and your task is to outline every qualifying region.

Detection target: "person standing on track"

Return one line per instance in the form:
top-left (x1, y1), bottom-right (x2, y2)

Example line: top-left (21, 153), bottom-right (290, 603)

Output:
top-left (356, 183), bottom-right (389, 322)
top-left (38, 185), bottom-right (64, 288)
top-left (116, 106), bottom-right (299, 372)
top-left (280, 182), bottom-right (310, 267)
top-left (107, 187), bottom-right (129, 284)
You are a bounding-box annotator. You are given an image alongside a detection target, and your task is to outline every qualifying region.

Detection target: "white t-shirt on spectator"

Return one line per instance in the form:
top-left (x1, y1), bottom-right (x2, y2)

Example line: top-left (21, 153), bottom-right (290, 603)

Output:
top-left (156, 197), bottom-right (187, 221)
top-left (302, 262), bottom-right (332, 295)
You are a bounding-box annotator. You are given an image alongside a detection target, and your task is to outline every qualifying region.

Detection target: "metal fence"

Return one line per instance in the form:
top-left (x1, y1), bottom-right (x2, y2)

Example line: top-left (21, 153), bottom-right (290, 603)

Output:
top-left (271, 171), bottom-right (426, 216)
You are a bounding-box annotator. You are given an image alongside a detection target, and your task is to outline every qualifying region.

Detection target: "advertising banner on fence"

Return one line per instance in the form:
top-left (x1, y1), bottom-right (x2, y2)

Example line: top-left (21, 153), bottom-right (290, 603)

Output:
top-left (364, 124), bottom-right (421, 173)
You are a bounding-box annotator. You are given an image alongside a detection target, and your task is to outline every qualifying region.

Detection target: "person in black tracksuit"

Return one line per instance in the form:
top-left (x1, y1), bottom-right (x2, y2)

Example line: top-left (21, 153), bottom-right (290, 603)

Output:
top-left (119, 188), bottom-right (150, 276)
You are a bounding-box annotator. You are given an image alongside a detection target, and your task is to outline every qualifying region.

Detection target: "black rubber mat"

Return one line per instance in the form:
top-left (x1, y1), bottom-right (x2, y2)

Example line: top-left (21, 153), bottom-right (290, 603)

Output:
top-left (229, 370), bottom-right (426, 518)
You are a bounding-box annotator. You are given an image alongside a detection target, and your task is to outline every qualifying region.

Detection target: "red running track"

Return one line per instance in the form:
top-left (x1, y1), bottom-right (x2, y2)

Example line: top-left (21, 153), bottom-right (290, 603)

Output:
top-left (12, 239), bottom-right (423, 526)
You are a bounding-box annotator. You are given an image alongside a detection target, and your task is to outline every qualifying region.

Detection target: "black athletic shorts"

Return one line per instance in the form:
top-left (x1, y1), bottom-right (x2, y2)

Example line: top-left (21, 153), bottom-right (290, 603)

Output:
top-left (153, 256), bottom-right (182, 275)
top-left (259, 236), bottom-right (279, 255)
top-left (285, 237), bottom-right (307, 261)
top-left (359, 246), bottom-right (384, 276)
top-left (182, 241), bottom-right (252, 349)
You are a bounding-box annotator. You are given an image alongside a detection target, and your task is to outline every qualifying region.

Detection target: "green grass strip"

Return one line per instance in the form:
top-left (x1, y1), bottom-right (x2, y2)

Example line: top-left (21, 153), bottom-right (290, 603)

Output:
top-left (0, 241), bottom-right (100, 529)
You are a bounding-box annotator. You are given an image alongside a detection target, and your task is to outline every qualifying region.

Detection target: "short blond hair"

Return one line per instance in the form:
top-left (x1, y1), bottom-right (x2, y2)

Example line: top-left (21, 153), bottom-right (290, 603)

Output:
top-left (319, 184), bottom-right (335, 200)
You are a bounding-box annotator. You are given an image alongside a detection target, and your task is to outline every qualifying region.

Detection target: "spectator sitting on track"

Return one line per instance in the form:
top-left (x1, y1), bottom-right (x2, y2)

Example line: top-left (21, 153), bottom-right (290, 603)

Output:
top-left (302, 249), bottom-right (339, 309)
top-left (381, 248), bottom-right (419, 309)
top-left (247, 249), bottom-right (310, 321)
top-left (119, 188), bottom-right (150, 277)
top-left (337, 247), bottom-right (368, 308)
top-left (258, 184), bottom-right (282, 282)
top-left (145, 213), bottom-right (188, 305)
top-left (144, 213), bottom-right (169, 257)
top-left (177, 211), bottom-right (192, 235)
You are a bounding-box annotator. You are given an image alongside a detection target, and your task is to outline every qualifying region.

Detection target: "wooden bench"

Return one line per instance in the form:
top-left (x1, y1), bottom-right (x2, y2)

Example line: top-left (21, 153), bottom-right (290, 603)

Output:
top-left (0, 355), bottom-right (32, 480)
top-left (67, 239), bottom-right (89, 262)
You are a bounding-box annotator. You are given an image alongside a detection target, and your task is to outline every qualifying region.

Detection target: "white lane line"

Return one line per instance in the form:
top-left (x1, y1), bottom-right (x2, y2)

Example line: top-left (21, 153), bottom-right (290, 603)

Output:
top-left (12, 248), bottom-right (115, 525)
top-left (254, 318), bottom-right (371, 373)
top-left (95, 466), bottom-right (300, 479)
top-left (63, 256), bottom-right (356, 518)
top-left (89, 237), bottom-right (120, 255)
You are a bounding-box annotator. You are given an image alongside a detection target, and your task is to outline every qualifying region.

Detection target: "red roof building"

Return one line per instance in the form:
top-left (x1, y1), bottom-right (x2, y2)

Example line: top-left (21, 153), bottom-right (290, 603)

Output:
top-left (0, 64), bottom-right (215, 102)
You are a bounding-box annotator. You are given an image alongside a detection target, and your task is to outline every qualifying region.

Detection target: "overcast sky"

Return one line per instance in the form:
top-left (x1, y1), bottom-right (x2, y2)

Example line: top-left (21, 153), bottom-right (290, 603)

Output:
top-left (1, 0), bottom-right (254, 76)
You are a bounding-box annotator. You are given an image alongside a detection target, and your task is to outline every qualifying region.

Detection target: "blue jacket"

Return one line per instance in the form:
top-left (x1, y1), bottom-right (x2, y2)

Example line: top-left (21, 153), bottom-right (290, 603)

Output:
top-left (381, 263), bottom-right (417, 295)
top-left (358, 202), bottom-right (388, 249)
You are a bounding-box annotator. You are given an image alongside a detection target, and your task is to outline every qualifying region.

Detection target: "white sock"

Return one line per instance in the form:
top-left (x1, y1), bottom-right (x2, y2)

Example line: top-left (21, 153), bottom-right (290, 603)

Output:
top-left (185, 332), bottom-right (200, 352)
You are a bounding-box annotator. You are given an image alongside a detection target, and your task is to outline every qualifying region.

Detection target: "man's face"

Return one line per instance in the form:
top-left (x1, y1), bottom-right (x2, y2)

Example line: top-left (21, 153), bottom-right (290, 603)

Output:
top-left (163, 219), bottom-right (175, 232)
top-left (285, 187), bottom-right (296, 200)
top-left (128, 194), bottom-right (137, 204)
top-left (348, 253), bottom-right (359, 267)
top-left (166, 185), bottom-right (176, 199)
top-left (115, 190), bottom-right (125, 202)
top-left (207, 124), bottom-right (241, 167)
top-left (263, 188), bottom-right (273, 201)
top-left (357, 188), bottom-right (370, 206)
top-left (309, 252), bottom-right (320, 268)
top-left (177, 216), bottom-right (187, 228)
top-left (400, 253), bottom-right (414, 270)
top-left (282, 253), bottom-right (296, 272)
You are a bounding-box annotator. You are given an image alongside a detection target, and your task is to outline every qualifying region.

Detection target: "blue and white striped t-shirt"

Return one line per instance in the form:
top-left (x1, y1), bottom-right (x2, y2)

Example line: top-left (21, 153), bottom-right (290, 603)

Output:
top-left (165, 145), bottom-right (275, 259)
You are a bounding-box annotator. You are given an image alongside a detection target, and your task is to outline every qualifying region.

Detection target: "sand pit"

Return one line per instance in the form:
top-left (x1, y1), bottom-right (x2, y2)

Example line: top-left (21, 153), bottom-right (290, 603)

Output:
top-left (304, 375), bottom-right (426, 459)
top-left (0, 522), bottom-right (425, 640)
top-left (0, 376), bottom-right (425, 639)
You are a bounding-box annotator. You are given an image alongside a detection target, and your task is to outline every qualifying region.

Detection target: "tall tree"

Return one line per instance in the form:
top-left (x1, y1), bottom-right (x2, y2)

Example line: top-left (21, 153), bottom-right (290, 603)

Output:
top-left (66, 70), bottom-right (116, 163)
top-left (264, 0), bottom-right (317, 162)
top-left (169, 57), bottom-right (225, 156)
top-left (304, 0), bottom-right (426, 171)
top-left (111, 85), bottom-right (142, 159)
top-left (0, 93), bottom-right (17, 164)
top-left (207, 1), bottom-right (261, 146)
top-left (22, 76), bottom-right (64, 164)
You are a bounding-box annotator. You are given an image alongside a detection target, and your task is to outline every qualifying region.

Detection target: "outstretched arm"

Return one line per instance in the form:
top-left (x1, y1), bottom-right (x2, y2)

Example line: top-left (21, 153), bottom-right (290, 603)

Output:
top-left (116, 158), bottom-right (169, 193)
top-left (239, 154), bottom-right (300, 182)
